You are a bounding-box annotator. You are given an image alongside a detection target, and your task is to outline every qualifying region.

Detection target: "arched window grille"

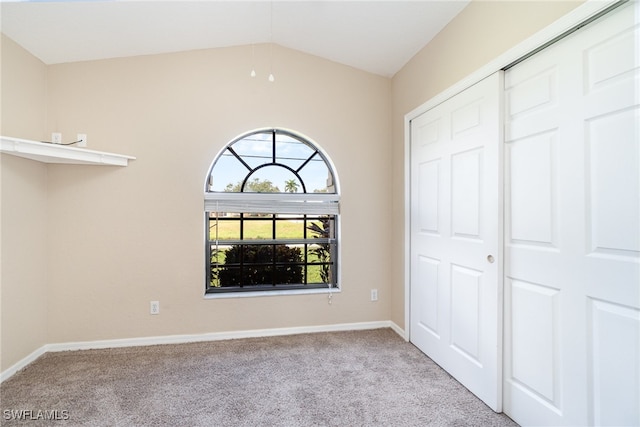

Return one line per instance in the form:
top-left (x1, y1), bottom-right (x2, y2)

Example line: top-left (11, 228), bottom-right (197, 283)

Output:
top-left (204, 129), bottom-right (339, 293)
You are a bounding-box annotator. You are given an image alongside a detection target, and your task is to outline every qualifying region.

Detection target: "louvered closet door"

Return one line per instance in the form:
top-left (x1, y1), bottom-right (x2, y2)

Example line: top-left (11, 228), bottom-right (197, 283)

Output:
top-left (410, 72), bottom-right (502, 411)
top-left (503, 2), bottom-right (640, 425)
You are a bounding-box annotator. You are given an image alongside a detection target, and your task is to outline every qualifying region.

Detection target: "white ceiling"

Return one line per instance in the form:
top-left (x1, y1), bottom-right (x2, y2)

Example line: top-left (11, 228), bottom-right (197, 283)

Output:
top-left (0, 1), bottom-right (469, 77)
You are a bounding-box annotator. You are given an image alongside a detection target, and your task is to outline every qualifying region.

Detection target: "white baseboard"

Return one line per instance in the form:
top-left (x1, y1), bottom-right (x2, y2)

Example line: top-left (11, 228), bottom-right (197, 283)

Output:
top-left (388, 320), bottom-right (406, 340)
top-left (1, 320), bottom-right (404, 383)
top-left (0, 345), bottom-right (48, 384)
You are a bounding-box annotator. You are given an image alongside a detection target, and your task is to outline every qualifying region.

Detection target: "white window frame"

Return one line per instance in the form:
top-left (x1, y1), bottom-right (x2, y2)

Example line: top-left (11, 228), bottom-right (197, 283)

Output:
top-left (204, 128), bottom-right (341, 298)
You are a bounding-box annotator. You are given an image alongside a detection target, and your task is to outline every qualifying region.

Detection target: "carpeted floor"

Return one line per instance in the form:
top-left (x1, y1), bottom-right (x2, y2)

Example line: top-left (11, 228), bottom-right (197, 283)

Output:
top-left (1, 328), bottom-right (518, 426)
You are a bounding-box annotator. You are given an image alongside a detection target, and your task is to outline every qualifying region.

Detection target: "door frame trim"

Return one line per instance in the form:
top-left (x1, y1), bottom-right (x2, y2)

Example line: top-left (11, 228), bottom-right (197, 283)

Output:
top-left (403, 0), bottom-right (620, 343)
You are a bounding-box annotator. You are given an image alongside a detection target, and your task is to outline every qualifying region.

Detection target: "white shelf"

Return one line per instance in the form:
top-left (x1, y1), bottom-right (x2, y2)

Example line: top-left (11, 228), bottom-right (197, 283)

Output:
top-left (0, 136), bottom-right (135, 166)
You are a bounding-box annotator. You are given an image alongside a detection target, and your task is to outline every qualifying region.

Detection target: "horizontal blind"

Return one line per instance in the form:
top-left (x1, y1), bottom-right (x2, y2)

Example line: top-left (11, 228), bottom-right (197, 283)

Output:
top-left (204, 192), bottom-right (339, 215)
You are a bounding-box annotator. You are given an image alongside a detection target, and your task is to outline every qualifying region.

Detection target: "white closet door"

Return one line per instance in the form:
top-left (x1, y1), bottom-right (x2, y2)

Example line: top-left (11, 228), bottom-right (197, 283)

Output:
top-left (410, 72), bottom-right (502, 411)
top-left (503, 2), bottom-right (640, 425)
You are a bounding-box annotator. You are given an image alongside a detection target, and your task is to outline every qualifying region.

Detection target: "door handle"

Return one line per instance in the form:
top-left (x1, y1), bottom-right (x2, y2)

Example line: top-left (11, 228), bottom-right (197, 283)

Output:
top-left (487, 255), bottom-right (495, 263)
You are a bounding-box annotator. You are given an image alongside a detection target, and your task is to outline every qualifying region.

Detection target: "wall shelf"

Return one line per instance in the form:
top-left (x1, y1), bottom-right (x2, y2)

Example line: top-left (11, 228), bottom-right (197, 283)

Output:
top-left (0, 136), bottom-right (135, 166)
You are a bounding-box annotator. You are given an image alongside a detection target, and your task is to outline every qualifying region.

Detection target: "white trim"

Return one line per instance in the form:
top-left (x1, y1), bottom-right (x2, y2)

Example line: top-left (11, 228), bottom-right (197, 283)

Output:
top-left (403, 0), bottom-right (619, 343)
top-left (404, 0), bottom-right (619, 122)
top-left (204, 286), bottom-right (341, 299)
top-left (404, 116), bottom-right (412, 343)
top-left (388, 321), bottom-right (406, 340)
top-left (45, 321), bottom-right (394, 352)
top-left (0, 345), bottom-right (48, 383)
top-left (1, 321), bottom-right (402, 383)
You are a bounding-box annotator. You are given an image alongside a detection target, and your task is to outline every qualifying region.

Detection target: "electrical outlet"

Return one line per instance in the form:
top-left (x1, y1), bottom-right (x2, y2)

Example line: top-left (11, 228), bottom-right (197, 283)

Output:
top-left (77, 133), bottom-right (87, 148)
top-left (52, 132), bottom-right (62, 144)
top-left (371, 289), bottom-right (378, 302)
top-left (150, 301), bottom-right (160, 315)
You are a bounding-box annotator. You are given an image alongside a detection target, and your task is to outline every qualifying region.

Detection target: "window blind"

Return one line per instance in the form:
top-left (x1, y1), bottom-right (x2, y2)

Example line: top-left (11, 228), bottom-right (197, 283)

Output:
top-left (204, 192), bottom-right (340, 215)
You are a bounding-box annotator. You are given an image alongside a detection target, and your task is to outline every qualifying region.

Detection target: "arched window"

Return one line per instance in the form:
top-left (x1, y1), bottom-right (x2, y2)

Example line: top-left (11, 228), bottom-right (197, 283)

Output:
top-left (204, 129), bottom-right (339, 294)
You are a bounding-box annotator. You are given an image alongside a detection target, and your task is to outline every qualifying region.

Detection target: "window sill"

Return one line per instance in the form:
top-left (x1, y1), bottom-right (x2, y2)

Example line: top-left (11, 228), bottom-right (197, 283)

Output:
top-left (204, 287), bottom-right (341, 299)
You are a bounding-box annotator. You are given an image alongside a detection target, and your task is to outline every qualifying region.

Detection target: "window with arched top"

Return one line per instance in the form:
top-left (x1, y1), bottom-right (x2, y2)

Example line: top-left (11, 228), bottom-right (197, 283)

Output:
top-left (204, 129), bottom-right (340, 294)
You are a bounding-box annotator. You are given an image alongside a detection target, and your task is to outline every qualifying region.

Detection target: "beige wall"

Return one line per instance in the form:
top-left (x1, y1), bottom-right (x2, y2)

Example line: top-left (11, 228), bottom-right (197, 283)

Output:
top-left (389, 0), bottom-right (584, 328)
top-left (1, 34), bottom-right (49, 371)
top-left (2, 0), bottom-right (587, 372)
top-left (43, 44), bottom-right (391, 344)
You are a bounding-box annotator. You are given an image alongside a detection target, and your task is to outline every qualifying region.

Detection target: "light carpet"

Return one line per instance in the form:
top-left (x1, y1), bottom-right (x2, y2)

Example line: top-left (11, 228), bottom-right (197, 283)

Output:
top-left (1, 328), bottom-right (518, 426)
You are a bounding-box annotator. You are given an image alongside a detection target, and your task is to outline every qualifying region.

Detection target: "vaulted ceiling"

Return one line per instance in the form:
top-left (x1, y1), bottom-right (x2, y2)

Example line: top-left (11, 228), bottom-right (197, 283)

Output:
top-left (1, 1), bottom-right (470, 77)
